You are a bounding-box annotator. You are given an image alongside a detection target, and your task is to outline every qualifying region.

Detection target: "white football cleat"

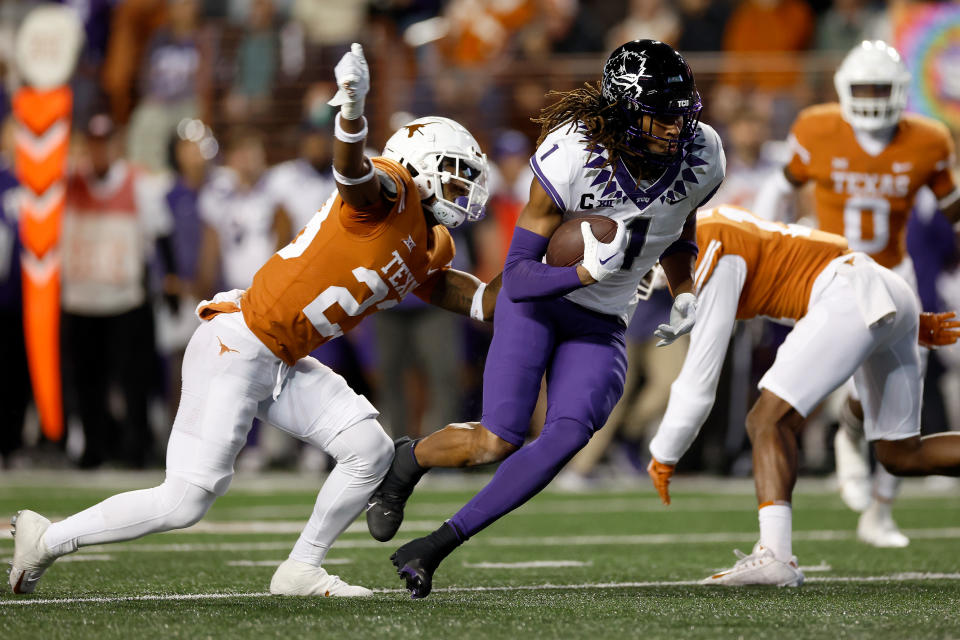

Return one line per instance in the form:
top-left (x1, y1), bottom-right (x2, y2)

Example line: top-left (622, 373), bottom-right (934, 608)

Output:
top-left (834, 428), bottom-right (872, 513)
top-left (857, 501), bottom-right (910, 548)
top-left (9, 510), bottom-right (58, 594)
top-left (269, 559), bottom-right (373, 597)
top-left (701, 544), bottom-right (804, 587)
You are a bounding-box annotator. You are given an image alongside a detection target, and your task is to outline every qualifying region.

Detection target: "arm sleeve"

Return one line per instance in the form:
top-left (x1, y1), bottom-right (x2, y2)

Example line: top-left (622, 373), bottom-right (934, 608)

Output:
top-left (752, 169), bottom-right (797, 222)
top-left (648, 255), bottom-right (746, 465)
top-left (502, 226), bottom-right (583, 301)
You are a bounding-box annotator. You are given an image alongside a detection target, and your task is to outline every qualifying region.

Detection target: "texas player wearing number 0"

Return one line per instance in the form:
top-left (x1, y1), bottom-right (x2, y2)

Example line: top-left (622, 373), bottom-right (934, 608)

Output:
top-left (754, 40), bottom-right (960, 548)
top-left (9, 43), bottom-right (499, 598)
top-left (372, 40), bottom-right (725, 599)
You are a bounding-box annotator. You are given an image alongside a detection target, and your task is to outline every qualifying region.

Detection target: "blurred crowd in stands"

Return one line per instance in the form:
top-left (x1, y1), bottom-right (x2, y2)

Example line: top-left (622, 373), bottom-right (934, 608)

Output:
top-left (0, 0), bottom-right (957, 484)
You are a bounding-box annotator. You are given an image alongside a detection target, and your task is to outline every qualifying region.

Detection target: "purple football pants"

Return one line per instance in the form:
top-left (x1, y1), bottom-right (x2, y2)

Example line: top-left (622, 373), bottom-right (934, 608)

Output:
top-left (449, 290), bottom-right (627, 538)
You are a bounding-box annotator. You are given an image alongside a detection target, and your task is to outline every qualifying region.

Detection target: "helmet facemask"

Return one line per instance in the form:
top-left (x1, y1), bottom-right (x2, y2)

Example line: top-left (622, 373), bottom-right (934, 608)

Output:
top-left (620, 97), bottom-right (702, 165)
top-left (423, 153), bottom-right (488, 228)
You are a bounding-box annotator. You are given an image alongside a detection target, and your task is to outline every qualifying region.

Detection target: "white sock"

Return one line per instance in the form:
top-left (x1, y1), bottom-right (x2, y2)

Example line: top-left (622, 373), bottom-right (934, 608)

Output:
top-left (873, 464), bottom-right (901, 503)
top-left (288, 419), bottom-right (392, 567)
top-left (758, 504), bottom-right (793, 563)
top-left (43, 477), bottom-right (216, 557)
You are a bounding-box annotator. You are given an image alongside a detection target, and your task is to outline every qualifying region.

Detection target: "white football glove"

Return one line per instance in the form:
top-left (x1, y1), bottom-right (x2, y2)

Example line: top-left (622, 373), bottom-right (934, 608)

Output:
top-left (328, 43), bottom-right (369, 120)
top-left (580, 219), bottom-right (628, 282)
top-left (655, 292), bottom-right (697, 347)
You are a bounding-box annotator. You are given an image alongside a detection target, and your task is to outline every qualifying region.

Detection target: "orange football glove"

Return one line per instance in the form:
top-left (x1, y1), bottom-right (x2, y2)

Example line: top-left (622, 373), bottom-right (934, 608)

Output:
top-left (918, 311), bottom-right (960, 349)
top-left (647, 457), bottom-right (675, 505)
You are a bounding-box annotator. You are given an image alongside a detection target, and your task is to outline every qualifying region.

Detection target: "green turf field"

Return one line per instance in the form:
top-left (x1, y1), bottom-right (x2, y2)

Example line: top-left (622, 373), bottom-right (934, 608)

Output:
top-left (1, 471), bottom-right (958, 639)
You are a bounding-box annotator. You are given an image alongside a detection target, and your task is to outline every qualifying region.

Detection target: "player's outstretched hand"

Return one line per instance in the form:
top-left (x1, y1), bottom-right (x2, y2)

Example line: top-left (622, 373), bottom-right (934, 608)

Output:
top-left (647, 457), bottom-right (675, 505)
top-left (328, 43), bottom-right (369, 120)
top-left (655, 292), bottom-right (697, 347)
top-left (919, 311), bottom-right (960, 349)
top-left (580, 219), bottom-right (628, 282)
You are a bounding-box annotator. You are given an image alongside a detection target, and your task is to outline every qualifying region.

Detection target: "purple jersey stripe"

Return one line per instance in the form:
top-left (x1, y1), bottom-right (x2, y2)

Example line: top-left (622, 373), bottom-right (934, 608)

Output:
top-left (529, 156), bottom-right (566, 212)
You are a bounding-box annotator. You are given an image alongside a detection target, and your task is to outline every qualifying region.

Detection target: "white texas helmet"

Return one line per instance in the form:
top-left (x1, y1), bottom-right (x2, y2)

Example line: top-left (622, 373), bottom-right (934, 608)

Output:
top-left (382, 116), bottom-right (489, 228)
top-left (834, 40), bottom-right (911, 131)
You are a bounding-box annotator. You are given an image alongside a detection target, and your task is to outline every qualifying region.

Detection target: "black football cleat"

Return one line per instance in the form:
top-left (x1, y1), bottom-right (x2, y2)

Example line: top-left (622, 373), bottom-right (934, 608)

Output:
top-left (366, 437), bottom-right (425, 542)
top-left (390, 523), bottom-right (462, 599)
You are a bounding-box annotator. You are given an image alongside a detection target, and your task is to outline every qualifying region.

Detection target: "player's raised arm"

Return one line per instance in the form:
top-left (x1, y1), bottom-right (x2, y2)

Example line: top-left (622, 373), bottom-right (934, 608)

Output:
top-left (329, 44), bottom-right (380, 208)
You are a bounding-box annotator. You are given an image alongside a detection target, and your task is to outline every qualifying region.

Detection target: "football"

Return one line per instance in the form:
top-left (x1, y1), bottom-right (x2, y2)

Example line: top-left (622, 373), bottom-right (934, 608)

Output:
top-left (545, 215), bottom-right (619, 267)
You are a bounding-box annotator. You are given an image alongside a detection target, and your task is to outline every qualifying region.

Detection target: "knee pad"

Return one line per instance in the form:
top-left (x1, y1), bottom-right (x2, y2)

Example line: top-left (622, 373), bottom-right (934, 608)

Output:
top-left (156, 477), bottom-right (217, 530)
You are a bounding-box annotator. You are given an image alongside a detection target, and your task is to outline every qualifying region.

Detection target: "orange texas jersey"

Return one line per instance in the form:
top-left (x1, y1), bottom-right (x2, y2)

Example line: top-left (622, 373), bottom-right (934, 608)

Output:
top-left (199, 157), bottom-right (455, 365)
top-left (694, 205), bottom-right (849, 322)
top-left (785, 103), bottom-right (957, 269)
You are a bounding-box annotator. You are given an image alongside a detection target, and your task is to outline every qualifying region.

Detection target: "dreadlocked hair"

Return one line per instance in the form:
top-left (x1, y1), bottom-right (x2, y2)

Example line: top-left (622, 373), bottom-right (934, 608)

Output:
top-left (532, 81), bottom-right (638, 171)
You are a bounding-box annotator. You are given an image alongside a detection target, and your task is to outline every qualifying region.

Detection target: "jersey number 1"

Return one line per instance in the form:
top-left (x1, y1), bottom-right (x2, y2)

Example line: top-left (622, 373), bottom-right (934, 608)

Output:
top-left (622, 217), bottom-right (650, 270)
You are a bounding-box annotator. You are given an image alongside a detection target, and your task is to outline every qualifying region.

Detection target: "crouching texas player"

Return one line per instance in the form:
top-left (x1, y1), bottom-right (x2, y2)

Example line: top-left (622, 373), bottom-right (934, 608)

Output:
top-left (9, 44), bottom-right (498, 597)
top-left (646, 205), bottom-right (960, 586)
top-left (754, 40), bottom-right (960, 547)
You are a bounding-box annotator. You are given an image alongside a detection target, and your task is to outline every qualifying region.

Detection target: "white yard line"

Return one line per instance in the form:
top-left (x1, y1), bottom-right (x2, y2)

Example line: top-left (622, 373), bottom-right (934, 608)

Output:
top-left (3, 527), bottom-right (957, 553)
top-left (4, 573), bottom-right (960, 606)
top-left (462, 560), bottom-right (593, 569)
top-left (225, 558), bottom-right (352, 567)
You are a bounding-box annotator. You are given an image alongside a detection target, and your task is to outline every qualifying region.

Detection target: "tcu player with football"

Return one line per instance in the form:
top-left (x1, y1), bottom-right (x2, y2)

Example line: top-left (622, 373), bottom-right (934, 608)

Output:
top-left (366, 40), bottom-right (725, 598)
top-left (646, 205), bottom-right (960, 586)
top-left (9, 44), bottom-right (499, 598)
top-left (754, 40), bottom-right (960, 548)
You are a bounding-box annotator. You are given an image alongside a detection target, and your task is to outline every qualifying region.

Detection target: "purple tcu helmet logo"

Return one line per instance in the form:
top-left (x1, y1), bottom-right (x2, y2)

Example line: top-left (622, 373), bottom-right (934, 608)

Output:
top-left (602, 49), bottom-right (650, 105)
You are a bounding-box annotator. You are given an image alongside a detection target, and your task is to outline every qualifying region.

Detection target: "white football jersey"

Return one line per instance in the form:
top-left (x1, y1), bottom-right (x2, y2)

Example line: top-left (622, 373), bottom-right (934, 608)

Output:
top-left (199, 167), bottom-right (280, 290)
top-left (530, 122), bottom-right (725, 323)
top-left (264, 159), bottom-right (336, 232)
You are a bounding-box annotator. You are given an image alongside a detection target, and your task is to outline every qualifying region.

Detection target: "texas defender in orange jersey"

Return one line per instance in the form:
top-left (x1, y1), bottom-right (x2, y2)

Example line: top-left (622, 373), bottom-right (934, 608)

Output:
top-left (753, 40), bottom-right (960, 549)
top-left (646, 205), bottom-right (960, 587)
top-left (9, 44), bottom-right (500, 599)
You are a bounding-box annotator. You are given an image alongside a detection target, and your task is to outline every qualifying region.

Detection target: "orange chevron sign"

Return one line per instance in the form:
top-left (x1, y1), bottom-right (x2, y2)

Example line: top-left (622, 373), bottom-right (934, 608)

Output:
top-left (15, 86), bottom-right (72, 441)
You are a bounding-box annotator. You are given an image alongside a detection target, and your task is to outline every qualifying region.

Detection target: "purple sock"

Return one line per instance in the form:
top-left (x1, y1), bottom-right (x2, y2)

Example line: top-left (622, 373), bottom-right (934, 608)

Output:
top-left (449, 418), bottom-right (592, 538)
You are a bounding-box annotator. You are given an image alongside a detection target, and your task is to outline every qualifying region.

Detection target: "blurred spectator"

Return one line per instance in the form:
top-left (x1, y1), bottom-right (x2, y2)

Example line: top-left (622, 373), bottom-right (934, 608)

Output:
top-left (606, 0), bottom-right (681, 51)
top-left (152, 123), bottom-right (217, 424)
top-left (127, 0), bottom-right (212, 171)
top-left (224, 0), bottom-right (279, 123)
top-left (814, 0), bottom-right (888, 53)
top-left (264, 91), bottom-right (336, 231)
top-left (63, 0), bottom-right (115, 126)
top-left (520, 0), bottom-right (606, 57)
top-left (706, 101), bottom-right (779, 208)
top-left (0, 117), bottom-right (28, 465)
top-left (102, 0), bottom-right (168, 124)
top-left (196, 127), bottom-right (291, 294)
top-left (475, 129), bottom-right (532, 281)
top-left (722, 0), bottom-right (814, 90)
top-left (60, 114), bottom-right (172, 468)
top-left (676, 0), bottom-right (731, 53)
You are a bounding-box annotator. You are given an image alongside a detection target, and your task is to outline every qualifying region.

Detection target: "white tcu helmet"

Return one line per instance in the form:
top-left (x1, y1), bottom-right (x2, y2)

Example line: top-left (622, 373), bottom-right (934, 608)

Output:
top-left (382, 116), bottom-right (489, 228)
top-left (834, 40), bottom-right (911, 131)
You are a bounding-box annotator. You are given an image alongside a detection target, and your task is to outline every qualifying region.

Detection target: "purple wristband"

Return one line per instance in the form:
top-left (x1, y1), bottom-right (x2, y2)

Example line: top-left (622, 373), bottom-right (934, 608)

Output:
top-left (502, 227), bottom-right (583, 301)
